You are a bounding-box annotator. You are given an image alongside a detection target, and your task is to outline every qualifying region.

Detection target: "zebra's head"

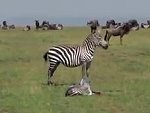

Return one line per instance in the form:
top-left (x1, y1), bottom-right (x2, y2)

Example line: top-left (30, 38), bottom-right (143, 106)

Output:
top-left (91, 32), bottom-right (108, 49)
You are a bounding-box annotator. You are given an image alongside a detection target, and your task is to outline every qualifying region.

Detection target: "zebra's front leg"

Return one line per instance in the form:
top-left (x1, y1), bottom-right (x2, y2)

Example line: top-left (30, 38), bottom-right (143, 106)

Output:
top-left (82, 61), bottom-right (91, 78)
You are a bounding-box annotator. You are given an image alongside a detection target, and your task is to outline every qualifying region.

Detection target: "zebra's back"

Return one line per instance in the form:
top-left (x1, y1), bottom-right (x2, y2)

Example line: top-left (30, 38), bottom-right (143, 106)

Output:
top-left (47, 45), bottom-right (82, 67)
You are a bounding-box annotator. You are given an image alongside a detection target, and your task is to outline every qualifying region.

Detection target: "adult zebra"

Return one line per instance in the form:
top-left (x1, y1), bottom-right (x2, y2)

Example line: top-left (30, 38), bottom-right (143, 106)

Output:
top-left (43, 32), bottom-right (108, 85)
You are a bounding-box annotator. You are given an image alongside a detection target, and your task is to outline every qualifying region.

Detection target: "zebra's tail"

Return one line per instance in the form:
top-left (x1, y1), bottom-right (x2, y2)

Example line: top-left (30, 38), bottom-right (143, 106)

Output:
top-left (104, 30), bottom-right (108, 41)
top-left (43, 51), bottom-right (48, 62)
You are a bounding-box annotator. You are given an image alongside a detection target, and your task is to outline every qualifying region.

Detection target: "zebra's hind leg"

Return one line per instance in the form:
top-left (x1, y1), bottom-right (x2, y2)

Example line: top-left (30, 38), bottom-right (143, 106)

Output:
top-left (47, 62), bottom-right (60, 85)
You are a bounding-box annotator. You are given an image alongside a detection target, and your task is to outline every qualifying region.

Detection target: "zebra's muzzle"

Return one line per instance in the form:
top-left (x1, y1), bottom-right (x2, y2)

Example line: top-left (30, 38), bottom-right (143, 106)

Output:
top-left (102, 45), bottom-right (108, 49)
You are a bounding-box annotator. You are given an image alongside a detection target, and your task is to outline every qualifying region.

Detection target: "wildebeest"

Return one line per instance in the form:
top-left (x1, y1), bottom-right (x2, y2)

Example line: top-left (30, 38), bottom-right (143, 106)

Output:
top-left (141, 23), bottom-right (150, 29)
top-left (40, 21), bottom-right (49, 30)
top-left (23, 25), bottom-right (31, 31)
top-left (35, 20), bottom-right (41, 30)
top-left (101, 20), bottom-right (121, 29)
top-left (1, 21), bottom-right (15, 30)
top-left (48, 24), bottom-right (58, 30)
top-left (2, 26), bottom-right (8, 30)
top-left (147, 20), bottom-right (150, 25)
top-left (26, 25), bottom-right (31, 30)
top-left (141, 20), bottom-right (150, 29)
top-left (35, 20), bottom-right (63, 30)
top-left (87, 20), bottom-right (99, 33)
top-left (2, 21), bottom-right (7, 27)
top-left (2, 21), bottom-right (8, 30)
top-left (104, 23), bottom-right (131, 45)
top-left (57, 24), bottom-right (63, 30)
top-left (128, 19), bottom-right (139, 27)
top-left (8, 24), bottom-right (15, 29)
top-left (128, 19), bottom-right (139, 30)
top-left (43, 22), bottom-right (58, 30)
top-left (106, 19), bottom-right (116, 28)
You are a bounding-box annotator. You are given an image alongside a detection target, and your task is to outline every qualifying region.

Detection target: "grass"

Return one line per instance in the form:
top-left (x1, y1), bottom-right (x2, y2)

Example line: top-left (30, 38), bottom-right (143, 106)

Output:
top-left (0, 27), bottom-right (150, 113)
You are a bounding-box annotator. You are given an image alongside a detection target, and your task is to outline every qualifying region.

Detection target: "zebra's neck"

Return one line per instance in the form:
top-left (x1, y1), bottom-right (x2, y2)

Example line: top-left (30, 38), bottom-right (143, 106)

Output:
top-left (82, 38), bottom-right (96, 56)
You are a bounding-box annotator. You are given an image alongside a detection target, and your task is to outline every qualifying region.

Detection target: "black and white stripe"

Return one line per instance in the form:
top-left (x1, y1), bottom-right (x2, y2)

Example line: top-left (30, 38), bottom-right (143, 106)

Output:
top-left (43, 32), bottom-right (108, 85)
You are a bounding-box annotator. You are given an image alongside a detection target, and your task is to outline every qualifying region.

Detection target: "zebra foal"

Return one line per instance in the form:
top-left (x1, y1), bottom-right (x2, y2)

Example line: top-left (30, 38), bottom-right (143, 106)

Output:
top-left (43, 32), bottom-right (108, 85)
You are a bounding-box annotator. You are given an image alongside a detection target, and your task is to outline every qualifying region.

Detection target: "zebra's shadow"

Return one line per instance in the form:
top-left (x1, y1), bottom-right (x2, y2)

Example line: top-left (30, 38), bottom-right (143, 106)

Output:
top-left (41, 82), bottom-right (76, 87)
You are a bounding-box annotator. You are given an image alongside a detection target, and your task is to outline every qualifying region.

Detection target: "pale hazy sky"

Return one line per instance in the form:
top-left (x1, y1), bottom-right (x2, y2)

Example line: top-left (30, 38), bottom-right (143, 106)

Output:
top-left (0, 0), bottom-right (149, 18)
top-left (0, 0), bottom-right (149, 25)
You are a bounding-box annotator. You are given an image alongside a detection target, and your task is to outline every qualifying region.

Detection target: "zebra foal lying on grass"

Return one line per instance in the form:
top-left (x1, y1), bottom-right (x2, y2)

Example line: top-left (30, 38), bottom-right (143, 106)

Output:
top-left (65, 75), bottom-right (101, 96)
top-left (43, 32), bottom-right (108, 85)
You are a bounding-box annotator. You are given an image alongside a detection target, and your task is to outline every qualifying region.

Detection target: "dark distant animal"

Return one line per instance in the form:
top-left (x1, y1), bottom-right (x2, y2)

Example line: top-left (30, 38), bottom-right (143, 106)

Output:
top-left (57, 24), bottom-right (63, 30)
top-left (106, 19), bottom-right (116, 28)
top-left (8, 24), bottom-right (15, 29)
top-left (40, 21), bottom-right (49, 30)
top-left (23, 25), bottom-right (31, 31)
top-left (35, 20), bottom-right (40, 30)
top-left (128, 19), bottom-right (139, 27)
top-left (128, 19), bottom-right (139, 30)
top-left (141, 20), bottom-right (150, 29)
top-left (87, 20), bottom-right (99, 33)
top-left (2, 21), bottom-right (7, 27)
top-left (147, 20), bottom-right (150, 25)
top-left (26, 25), bottom-right (31, 30)
top-left (41, 21), bottom-right (58, 30)
top-left (43, 32), bottom-right (108, 85)
top-left (104, 23), bottom-right (130, 45)
top-left (2, 21), bottom-right (8, 30)
top-left (141, 23), bottom-right (150, 29)
top-left (48, 24), bottom-right (58, 30)
top-left (2, 21), bottom-right (15, 30)
top-left (2, 26), bottom-right (8, 30)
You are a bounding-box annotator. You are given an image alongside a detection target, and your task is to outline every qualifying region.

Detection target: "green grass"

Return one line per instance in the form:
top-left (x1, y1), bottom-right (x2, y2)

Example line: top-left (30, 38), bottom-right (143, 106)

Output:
top-left (0, 27), bottom-right (150, 113)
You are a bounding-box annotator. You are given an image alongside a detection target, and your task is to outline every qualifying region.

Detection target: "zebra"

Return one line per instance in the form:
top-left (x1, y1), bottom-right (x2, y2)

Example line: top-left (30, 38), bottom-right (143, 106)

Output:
top-left (65, 76), bottom-right (92, 96)
top-left (43, 32), bottom-right (108, 85)
top-left (65, 75), bottom-right (102, 96)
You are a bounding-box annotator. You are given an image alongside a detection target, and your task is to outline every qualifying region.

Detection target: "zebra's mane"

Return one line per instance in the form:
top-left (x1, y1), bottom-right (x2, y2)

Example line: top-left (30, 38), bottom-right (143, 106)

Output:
top-left (82, 33), bottom-right (95, 46)
top-left (52, 44), bottom-right (80, 48)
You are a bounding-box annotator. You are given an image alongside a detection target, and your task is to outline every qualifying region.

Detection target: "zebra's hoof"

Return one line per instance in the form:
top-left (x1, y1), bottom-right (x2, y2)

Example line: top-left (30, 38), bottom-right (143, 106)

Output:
top-left (47, 81), bottom-right (54, 85)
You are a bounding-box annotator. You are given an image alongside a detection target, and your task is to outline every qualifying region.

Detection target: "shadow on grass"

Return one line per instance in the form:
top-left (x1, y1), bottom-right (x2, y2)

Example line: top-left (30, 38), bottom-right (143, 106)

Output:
top-left (41, 82), bottom-right (75, 87)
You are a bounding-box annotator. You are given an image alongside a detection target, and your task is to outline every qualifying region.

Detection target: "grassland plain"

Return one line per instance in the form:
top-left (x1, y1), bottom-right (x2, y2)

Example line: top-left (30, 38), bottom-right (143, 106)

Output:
top-left (0, 27), bottom-right (150, 113)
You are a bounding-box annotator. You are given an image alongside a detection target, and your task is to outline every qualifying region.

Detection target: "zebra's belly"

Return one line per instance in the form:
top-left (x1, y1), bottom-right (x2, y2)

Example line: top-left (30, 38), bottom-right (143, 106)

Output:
top-left (62, 61), bottom-right (82, 67)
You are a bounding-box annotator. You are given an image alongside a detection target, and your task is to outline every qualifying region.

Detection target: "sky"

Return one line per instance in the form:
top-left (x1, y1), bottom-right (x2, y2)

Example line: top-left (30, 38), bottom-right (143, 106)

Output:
top-left (0, 0), bottom-right (150, 25)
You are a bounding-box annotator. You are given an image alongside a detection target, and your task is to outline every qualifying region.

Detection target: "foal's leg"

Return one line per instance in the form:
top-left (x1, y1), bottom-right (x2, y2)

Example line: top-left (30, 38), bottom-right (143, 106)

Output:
top-left (47, 62), bottom-right (60, 85)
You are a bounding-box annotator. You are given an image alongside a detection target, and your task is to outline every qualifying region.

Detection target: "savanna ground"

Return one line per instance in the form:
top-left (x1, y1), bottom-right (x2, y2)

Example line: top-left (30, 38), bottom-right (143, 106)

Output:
top-left (0, 27), bottom-right (150, 113)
